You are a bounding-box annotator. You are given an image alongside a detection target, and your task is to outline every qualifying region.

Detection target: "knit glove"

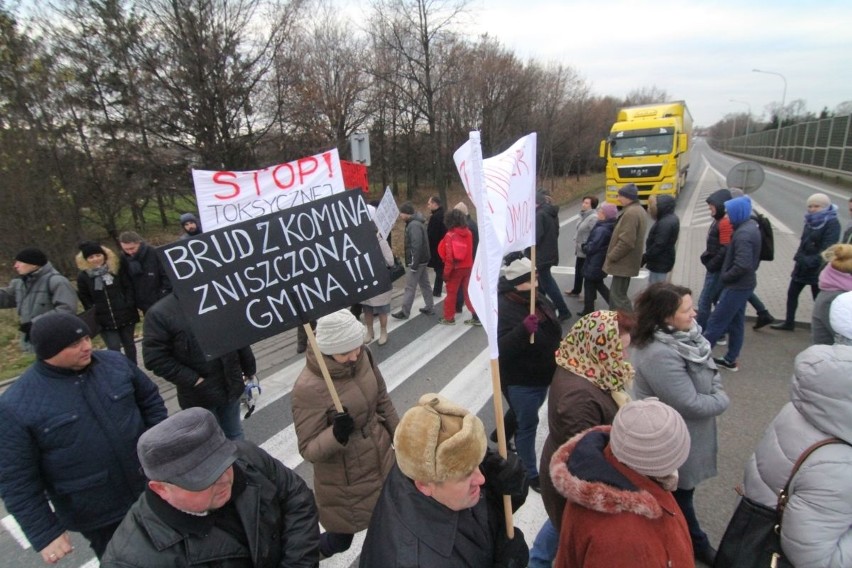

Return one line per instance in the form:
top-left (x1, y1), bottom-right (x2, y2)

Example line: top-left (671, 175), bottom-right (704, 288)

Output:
top-left (332, 411), bottom-right (355, 445)
top-left (493, 527), bottom-right (528, 568)
top-left (481, 450), bottom-right (527, 497)
top-left (522, 314), bottom-right (539, 334)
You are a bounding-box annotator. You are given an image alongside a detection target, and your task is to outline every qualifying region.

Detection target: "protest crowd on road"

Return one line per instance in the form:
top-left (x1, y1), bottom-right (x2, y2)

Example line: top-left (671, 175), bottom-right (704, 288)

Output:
top-left (3, 146), bottom-right (852, 568)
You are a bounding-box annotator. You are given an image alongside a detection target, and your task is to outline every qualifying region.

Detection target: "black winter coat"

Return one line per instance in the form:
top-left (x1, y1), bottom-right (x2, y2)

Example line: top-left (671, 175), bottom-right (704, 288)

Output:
top-left (582, 218), bottom-right (616, 281)
top-left (700, 189), bottom-right (732, 273)
top-left (143, 294), bottom-right (256, 409)
top-left (0, 352), bottom-right (166, 551)
top-left (119, 242), bottom-right (172, 313)
top-left (643, 195), bottom-right (680, 273)
top-left (76, 251), bottom-right (139, 330)
top-left (102, 442), bottom-right (320, 568)
top-left (427, 206), bottom-right (447, 269)
top-left (792, 217), bottom-right (841, 284)
top-left (532, 203), bottom-right (560, 267)
top-left (497, 287), bottom-right (561, 388)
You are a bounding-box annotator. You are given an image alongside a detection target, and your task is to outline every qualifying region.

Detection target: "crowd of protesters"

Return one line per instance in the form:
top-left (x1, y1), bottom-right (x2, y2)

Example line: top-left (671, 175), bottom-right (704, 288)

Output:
top-left (2, 186), bottom-right (852, 568)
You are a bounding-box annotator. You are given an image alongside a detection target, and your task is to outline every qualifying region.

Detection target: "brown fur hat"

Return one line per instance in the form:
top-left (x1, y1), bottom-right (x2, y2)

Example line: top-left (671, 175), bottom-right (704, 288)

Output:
top-left (823, 244), bottom-right (852, 274)
top-left (394, 393), bottom-right (487, 483)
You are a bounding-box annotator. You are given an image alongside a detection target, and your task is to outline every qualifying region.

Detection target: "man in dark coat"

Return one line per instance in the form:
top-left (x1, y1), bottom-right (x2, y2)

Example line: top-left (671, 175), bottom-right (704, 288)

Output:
top-left (529, 191), bottom-right (571, 321)
top-left (143, 293), bottom-right (256, 440)
top-left (0, 312), bottom-right (167, 563)
top-left (102, 408), bottom-right (320, 568)
top-left (360, 394), bottom-right (529, 568)
top-left (178, 212), bottom-right (203, 240)
top-left (392, 202), bottom-right (434, 319)
top-left (118, 231), bottom-right (172, 314)
top-left (643, 194), bottom-right (680, 284)
top-left (426, 195), bottom-right (448, 297)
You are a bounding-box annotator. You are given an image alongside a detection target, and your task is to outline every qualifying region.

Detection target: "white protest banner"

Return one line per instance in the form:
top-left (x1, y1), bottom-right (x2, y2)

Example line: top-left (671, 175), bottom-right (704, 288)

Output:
top-left (456, 133), bottom-right (537, 254)
top-left (191, 148), bottom-right (346, 231)
top-left (454, 132), bottom-right (501, 358)
top-left (373, 186), bottom-right (399, 241)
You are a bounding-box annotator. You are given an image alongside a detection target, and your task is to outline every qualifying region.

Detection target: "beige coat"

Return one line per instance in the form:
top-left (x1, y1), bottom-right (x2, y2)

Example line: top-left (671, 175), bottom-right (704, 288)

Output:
top-left (603, 200), bottom-right (648, 277)
top-left (292, 346), bottom-right (399, 533)
top-left (362, 234), bottom-right (395, 308)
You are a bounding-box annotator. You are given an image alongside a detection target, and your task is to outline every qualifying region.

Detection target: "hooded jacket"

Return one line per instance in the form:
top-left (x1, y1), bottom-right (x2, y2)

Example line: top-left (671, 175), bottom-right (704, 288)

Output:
top-left (76, 247), bottom-right (139, 330)
top-left (101, 441), bottom-right (320, 568)
top-left (438, 226), bottom-right (475, 271)
top-left (721, 197), bottom-right (761, 290)
top-left (700, 189), bottom-right (733, 273)
top-left (404, 212), bottom-right (431, 268)
top-left (292, 346), bottom-right (398, 533)
top-left (551, 427), bottom-right (693, 568)
top-left (743, 344), bottom-right (852, 567)
top-left (142, 294), bottom-right (256, 410)
top-left (178, 213), bottom-right (202, 240)
top-left (603, 200), bottom-right (648, 278)
top-left (643, 195), bottom-right (680, 273)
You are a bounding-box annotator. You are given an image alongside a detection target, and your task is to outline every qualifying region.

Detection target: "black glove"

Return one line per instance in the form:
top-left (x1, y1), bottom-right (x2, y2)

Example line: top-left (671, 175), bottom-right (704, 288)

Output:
top-left (332, 411), bottom-right (355, 445)
top-left (493, 527), bottom-right (528, 568)
top-left (481, 450), bottom-right (527, 497)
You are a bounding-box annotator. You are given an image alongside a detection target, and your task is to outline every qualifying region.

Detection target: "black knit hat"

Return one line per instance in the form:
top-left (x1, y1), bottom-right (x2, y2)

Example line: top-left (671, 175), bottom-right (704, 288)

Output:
top-left (30, 312), bottom-right (91, 360)
top-left (79, 241), bottom-right (105, 258)
top-left (15, 248), bottom-right (47, 267)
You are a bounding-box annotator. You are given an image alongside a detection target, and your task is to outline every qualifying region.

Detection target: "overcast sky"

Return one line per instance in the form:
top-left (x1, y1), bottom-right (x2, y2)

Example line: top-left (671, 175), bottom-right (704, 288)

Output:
top-left (465, 0), bottom-right (852, 126)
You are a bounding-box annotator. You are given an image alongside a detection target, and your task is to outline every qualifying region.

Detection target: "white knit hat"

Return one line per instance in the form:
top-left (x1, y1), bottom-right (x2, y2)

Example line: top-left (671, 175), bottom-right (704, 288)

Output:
top-left (830, 291), bottom-right (852, 344)
top-left (609, 399), bottom-right (690, 478)
top-left (315, 309), bottom-right (366, 355)
top-left (502, 257), bottom-right (532, 286)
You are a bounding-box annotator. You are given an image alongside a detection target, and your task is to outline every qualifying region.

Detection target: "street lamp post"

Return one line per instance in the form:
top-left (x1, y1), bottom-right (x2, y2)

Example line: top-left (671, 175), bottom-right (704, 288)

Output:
top-left (752, 69), bottom-right (787, 159)
top-left (729, 99), bottom-right (751, 137)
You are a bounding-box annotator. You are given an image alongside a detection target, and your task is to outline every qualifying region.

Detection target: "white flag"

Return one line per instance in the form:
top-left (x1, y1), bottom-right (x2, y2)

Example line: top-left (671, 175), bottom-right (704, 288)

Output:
top-left (453, 132), bottom-right (537, 358)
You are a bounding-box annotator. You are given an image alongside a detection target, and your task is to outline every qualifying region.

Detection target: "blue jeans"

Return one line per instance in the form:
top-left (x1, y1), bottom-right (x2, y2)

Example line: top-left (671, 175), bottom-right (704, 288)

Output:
top-left (506, 385), bottom-right (548, 479)
top-left (212, 398), bottom-right (244, 440)
top-left (703, 287), bottom-right (753, 362)
top-left (538, 264), bottom-right (571, 318)
top-left (696, 271), bottom-right (722, 331)
top-left (528, 519), bottom-right (558, 567)
top-left (674, 488), bottom-right (711, 555)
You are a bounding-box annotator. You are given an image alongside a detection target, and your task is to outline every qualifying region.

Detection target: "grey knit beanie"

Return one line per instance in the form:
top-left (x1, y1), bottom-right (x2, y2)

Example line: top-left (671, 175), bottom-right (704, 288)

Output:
top-left (609, 399), bottom-right (690, 477)
top-left (315, 309), bottom-right (366, 355)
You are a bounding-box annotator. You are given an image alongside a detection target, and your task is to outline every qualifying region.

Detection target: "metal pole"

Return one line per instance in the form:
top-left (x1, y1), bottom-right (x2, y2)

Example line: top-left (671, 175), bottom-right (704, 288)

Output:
top-left (730, 99), bottom-right (751, 137)
top-left (753, 69), bottom-right (787, 159)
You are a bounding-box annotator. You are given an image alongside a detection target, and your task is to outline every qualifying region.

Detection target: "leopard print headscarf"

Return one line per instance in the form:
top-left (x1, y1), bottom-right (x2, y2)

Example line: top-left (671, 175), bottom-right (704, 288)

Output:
top-left (554, 310), bottom-right (634, 403)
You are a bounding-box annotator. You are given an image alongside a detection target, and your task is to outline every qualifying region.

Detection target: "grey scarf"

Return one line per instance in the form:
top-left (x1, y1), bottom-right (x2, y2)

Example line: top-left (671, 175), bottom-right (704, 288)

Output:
top-left (653, 322), bottom-right (712, 364)
top-left (87, 264), bottom-right (114, 291)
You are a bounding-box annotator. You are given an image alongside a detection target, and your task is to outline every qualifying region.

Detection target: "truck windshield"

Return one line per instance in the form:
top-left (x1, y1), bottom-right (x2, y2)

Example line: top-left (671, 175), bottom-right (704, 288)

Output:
top-left (610, 133), bottom-right (674, 157)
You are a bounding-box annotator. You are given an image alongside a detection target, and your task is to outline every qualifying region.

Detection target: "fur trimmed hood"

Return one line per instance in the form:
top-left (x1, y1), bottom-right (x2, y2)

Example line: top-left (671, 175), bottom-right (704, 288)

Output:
top-left (75, 245), bottom-right (120, 273)
top-left (549, 425), bottom-right (665, 519)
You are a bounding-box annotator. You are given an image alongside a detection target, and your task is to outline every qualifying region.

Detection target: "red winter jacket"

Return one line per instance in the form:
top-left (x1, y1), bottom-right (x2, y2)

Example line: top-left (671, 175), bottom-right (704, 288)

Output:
top-left (438, 227), bottom-right (474, 273)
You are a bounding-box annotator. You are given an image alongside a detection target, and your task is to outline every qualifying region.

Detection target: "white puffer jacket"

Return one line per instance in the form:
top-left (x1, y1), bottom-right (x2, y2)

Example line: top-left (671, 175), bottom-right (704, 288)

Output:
top-left (743, 344), bottom-right (852, 568)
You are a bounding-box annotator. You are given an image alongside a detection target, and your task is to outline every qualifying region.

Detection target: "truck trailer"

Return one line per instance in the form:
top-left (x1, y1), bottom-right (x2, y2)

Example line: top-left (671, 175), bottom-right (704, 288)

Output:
top-left (600, 100), bottom-right (693, 205)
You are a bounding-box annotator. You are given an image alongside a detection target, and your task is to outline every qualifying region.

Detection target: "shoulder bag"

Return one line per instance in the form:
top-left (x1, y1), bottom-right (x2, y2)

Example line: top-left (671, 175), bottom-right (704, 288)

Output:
top-left (715, 437), bottom-right (847, 568)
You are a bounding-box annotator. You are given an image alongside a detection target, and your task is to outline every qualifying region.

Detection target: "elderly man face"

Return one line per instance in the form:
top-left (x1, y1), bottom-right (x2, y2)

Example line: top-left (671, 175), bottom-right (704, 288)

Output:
top-left (149, 466), bottom-right (235, 514)
top-left (13, 260), bottom-right (39, 275)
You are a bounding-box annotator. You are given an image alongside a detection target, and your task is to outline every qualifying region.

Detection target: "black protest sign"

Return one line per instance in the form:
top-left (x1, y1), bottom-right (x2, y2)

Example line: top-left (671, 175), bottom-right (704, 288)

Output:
top-left (158, 191), bottom-right (390, 360)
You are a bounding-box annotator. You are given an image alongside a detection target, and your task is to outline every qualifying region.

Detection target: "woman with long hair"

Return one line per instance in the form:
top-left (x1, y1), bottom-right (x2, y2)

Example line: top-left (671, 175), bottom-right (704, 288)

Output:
top-left (631, 282), bottom-right (730, 566)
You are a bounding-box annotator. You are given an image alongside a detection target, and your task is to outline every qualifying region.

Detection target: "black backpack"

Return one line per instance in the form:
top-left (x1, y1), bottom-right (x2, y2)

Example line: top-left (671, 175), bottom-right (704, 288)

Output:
top-left (753, 211), bottom-right (774, 261)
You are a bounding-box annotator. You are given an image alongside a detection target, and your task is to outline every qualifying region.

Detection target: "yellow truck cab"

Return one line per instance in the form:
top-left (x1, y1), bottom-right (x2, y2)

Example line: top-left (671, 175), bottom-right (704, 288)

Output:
top-left (600, 101), bottom-right (693, 205)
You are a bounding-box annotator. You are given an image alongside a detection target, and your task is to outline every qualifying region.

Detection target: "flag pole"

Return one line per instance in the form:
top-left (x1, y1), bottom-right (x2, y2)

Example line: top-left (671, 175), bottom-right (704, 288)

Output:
top-left (490, 359), bottom-right (515, 538)
top-left (529, 246), bottom-right (537, 344)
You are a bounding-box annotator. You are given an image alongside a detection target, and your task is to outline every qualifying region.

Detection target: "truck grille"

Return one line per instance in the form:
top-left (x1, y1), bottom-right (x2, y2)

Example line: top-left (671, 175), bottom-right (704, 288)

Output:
top-left (618, 165), bottom-right (662, 178)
